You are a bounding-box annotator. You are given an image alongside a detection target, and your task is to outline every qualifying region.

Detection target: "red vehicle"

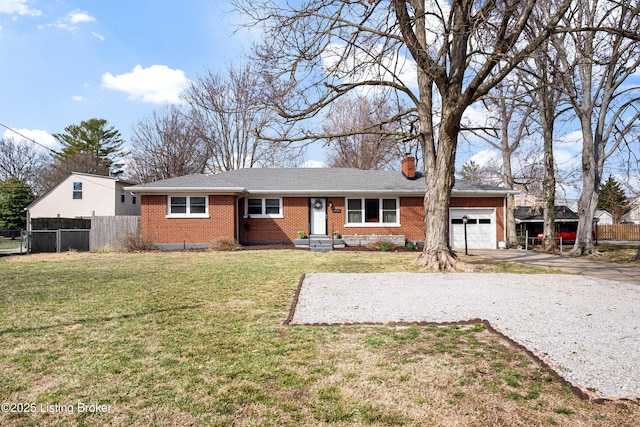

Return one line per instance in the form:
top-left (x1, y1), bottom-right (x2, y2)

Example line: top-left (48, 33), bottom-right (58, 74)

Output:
top-left (536, 229), bottom-right (577, 241)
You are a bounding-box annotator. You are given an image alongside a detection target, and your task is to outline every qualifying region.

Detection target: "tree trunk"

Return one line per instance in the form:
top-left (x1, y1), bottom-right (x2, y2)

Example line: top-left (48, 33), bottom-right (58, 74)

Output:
top-left (506, 194), bottom-right (517, 247)
top-left (569, 116), bottom-right (600, 256)
top-left (571, 184), bottom-right (599, 256)
top-left (541, 105), bottom-right (557, 253)
top-left (414, 106), bottom-right (471, 271)
top-left (500, 114), bottom-right (518, 247)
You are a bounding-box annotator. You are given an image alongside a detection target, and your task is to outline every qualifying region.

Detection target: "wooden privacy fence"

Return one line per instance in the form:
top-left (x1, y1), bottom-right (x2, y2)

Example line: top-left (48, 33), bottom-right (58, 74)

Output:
top-left (90, 216), bottom-right (140, 251)
top-left (597, 224), bottom-right (640, 241)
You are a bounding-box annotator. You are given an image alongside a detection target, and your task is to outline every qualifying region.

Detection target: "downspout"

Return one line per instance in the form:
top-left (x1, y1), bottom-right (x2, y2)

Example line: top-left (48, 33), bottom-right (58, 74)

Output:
top-left (236, 191), bottom-right (248, 244)
top-left (503, 196), bottom-right (507, 243)
top-left (236, 196), bottom-right (240, 243)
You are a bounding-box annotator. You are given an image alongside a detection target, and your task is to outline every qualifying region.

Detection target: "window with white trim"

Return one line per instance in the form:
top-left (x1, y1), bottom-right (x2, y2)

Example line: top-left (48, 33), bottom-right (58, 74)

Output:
top-left (346, 198), bottom-right (399, 225)
top-left (246, 198), bottom-right (282, 217)
top-left (72, 182), bottom-right (83, 200)
top-left (168, 196), bottom-right (208, 217)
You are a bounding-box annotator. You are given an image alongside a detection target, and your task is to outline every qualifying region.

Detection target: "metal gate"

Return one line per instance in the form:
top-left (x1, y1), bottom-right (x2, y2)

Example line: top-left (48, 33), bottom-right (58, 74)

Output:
top-left (28, 229), bottom-right (90, 253)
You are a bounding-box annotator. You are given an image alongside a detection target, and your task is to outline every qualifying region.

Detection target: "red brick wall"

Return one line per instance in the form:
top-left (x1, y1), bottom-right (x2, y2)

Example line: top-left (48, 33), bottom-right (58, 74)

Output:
top-left (140, 195), bottom-right (236, 244)
top-left (140, 194), bottom-right (506, 245)
top-left (327, 197), bottom-right (424, 242)
top-left (239, 197), bottom-right (308, 244)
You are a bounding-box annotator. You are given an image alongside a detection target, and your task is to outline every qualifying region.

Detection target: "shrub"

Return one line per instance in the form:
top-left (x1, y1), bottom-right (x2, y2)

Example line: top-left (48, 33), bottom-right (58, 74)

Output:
top-left (121, 232), bottom-right (155, 252)
top-left (366, 239), bottom-right (398, 252)
top-left (211, 238), bottom-right (242, 251)
top-left (406, 242), bottom-right (416, 250)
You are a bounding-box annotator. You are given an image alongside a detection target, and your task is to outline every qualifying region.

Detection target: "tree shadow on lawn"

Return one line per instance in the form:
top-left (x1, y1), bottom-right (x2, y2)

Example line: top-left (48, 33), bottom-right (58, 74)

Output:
top-left (0, 304), bottom-right (202, 335)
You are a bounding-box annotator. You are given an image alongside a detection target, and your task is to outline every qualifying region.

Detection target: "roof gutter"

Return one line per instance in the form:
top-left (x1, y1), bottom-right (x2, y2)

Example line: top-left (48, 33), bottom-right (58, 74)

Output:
top-left (124, 186), bottom-right (247, 195)
top-left (246, 190), bottom-right (424, 196)
top-left (515, 219), bottom-right (579, 223)
top-left (452, 190), bottom-right (520, 197)
top-left (123, 188), bottom-right (518, 197)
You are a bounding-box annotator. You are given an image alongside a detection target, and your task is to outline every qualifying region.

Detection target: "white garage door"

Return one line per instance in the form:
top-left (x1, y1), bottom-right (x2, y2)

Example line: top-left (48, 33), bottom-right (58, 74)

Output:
top-left (450, 209), bottom-right (496, 249)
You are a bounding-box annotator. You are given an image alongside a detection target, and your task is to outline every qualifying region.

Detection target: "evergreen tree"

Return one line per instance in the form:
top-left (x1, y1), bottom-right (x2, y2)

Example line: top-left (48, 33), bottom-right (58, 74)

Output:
top-left (597, 176), bottom-right (630, 224)
top-left (0, 178), bottom-right (35, 229)
top-left (458, 160), bottom-right (499, 184)
top-left (53, 118), bottom-right (126, 176)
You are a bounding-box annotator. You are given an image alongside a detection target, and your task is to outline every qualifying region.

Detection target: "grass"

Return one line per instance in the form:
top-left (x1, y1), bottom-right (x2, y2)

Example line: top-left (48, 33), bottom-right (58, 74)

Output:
top-left (1, 250), bottom-right (638, 426)
top-left (0, 237), bottom-right (21, 250)
top-left (592, 244), bottom-right (639, 264)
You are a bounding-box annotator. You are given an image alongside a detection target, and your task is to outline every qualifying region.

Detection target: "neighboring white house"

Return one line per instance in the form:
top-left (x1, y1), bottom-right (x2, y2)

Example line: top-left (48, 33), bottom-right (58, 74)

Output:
top-left (27, 173), bottom-right (140, 227)
top-left (594, 209), bottom-right (613, 225)
top-left (623, 197), bottom-right (640, 224)
top-left (561, 200), bottom-right (614, 225)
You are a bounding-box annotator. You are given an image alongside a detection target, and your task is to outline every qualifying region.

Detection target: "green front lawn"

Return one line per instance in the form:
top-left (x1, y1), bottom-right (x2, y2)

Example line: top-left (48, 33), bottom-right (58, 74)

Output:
top-left (1, 251), bottom-right (637, 426)
top-left (0, 237), bottom-right (21, 250)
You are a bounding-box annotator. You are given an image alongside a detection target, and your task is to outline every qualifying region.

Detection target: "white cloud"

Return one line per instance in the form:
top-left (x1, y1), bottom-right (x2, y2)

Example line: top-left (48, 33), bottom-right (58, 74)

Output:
top-left (2, 128), bottom-right (56, 149)
top-left (321, 42), bottom-right (418, 92)
top-left (101, 64), bottom-right (189, 104)
top-left (72, 95), bottom-right (83, 102)
top-left (462, 103), bottom-right (496, 130)
top-left (556, 130), bottom-right (583, 152)
top-left (68, 10), bottom-right (95, 24)
top-left (39, 9), bottom-right (96, 32)
top-left (468, 149), bottom-right (500, 168)
top-left (0, 0), bottom-right (41, 17)
top-left (553, 149), bottom-right (579, 169)
top-left (91, 31), bottom-right (105, 41)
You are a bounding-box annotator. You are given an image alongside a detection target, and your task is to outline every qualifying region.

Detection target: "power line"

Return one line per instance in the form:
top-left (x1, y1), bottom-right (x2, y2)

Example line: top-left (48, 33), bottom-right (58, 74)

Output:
top-left (0, 122), bottom-right (57, 154)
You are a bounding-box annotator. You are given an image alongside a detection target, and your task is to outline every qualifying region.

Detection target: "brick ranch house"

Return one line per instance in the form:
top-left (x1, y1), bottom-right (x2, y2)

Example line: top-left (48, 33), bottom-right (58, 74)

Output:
top-left (126, 157), bottom-right (517, 251)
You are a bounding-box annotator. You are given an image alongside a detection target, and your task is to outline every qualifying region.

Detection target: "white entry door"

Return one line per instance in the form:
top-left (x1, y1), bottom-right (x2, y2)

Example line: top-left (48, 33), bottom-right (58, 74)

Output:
top-left (310, 198), bottom-right (327, 235)
top-left (450, 208), bottom-right (497, 249)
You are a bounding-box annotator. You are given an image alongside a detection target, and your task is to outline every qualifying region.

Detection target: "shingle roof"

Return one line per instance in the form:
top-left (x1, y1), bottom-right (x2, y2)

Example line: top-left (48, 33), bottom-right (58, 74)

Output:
top-left (515, 205), bottom-right (579, 222)
top-left (126, 168), bottom-right (516, 196)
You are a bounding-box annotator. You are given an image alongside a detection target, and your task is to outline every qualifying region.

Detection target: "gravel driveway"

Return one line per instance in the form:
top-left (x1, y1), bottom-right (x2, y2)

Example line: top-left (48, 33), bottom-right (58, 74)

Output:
top-left (290, 272), bottom-right (640, 400)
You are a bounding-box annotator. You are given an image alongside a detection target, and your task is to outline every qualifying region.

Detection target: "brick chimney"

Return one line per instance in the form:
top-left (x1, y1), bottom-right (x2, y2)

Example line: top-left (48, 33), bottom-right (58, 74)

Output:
top-left (401, 153), bottom-right (416, 179)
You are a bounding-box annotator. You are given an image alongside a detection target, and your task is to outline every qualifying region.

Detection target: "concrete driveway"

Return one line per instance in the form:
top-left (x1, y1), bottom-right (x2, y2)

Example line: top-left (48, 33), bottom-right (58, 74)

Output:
top-left (473, 245), bottom-right (640, 285)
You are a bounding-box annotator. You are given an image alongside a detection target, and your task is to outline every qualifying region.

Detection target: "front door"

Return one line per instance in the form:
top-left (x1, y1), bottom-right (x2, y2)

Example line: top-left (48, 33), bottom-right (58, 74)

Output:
top-left (310, 197), bottom-right (327, 235)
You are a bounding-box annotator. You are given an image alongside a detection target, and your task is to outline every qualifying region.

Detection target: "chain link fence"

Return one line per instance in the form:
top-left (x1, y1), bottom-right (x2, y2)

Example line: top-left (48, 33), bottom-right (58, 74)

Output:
top-left (0, 230), bottom-right (25, 254)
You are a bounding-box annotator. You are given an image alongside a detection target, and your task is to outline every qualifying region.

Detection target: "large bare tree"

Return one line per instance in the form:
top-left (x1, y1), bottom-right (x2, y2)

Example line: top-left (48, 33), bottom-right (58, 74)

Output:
top-left (323, 95), bottom-right (407, 169)
top-left (127, 106), bottom-right (209, 183)
top-left (474, 79), bottom-right (535, 246)
top-left (0, 137), bottom-right (48, 192)
top-left (36, 152), bottom-right (111, 194)
top-left (519, 21), bottom-right (571, 253)
top-left (235, 0), bottom-right (571, 270)
top-left (553, 0), bottom-right (640, 256)
top-left (182, 63), bottom-right (300, 172)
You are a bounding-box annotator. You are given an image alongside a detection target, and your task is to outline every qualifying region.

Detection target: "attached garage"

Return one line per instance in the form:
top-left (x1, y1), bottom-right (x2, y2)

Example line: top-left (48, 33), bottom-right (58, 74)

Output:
top-left (450, 208), bottom-right (496, 249)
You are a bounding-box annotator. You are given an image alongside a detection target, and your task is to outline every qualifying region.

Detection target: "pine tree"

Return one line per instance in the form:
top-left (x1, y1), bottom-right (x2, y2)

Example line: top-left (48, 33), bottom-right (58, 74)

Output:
top-left (0, 178), bottom-right (35, 229)
top-left (597, 176), bottom-right (630, 224)
top-left (52, 118), bottom-right (126, 176)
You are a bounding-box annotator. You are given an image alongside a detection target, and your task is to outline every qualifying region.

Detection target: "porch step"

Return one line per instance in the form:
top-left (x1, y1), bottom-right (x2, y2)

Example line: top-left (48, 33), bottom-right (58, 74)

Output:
top-left (308, 235), bottom-right (345, 252)
top-left (309, 237), bottom-right (333, 252)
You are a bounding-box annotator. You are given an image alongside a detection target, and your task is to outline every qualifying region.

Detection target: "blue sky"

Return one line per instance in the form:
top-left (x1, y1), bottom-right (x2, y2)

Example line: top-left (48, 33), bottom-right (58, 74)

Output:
top-left (1, 1), bottom-right (637, 196)
top-left (0, 0), bottom-right (271, 154)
